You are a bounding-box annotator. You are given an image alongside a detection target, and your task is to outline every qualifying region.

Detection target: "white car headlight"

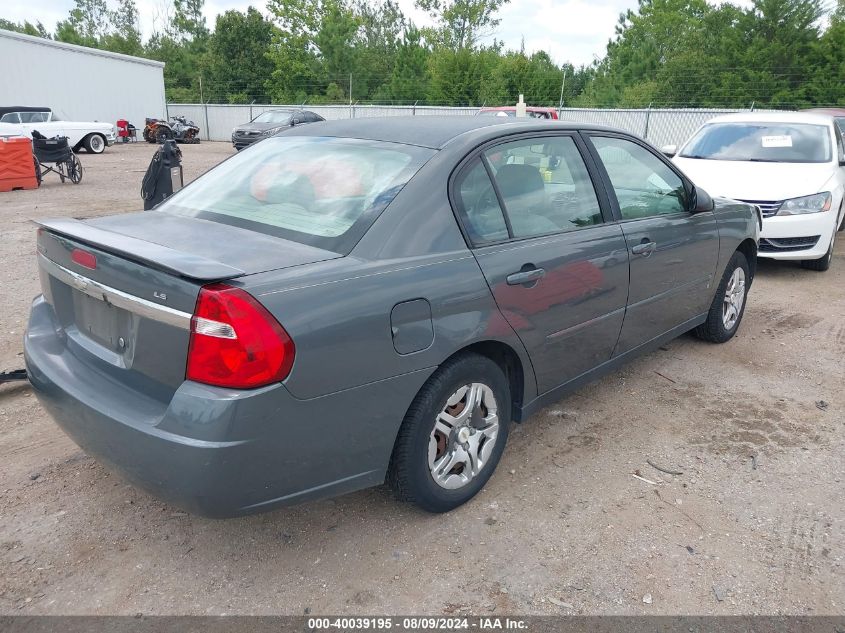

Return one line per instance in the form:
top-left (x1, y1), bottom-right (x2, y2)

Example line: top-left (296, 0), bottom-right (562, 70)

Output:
top-left (777, 192), bottom-right (832, 216)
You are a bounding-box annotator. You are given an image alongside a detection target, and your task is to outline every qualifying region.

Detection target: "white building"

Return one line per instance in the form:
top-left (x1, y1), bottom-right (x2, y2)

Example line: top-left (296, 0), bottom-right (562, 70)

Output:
top-left (0, 29), bottom-right (166, 130)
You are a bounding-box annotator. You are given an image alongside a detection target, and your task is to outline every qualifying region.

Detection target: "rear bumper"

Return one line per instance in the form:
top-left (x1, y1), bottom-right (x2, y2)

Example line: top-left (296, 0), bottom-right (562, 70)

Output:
top-left (758, 211), bottom-right (838, 260)
top-left (25, 295), bottom-right (431, 517)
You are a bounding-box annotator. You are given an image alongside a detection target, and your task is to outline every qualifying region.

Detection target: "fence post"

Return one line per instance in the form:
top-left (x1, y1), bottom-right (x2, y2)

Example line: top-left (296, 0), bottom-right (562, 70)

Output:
top-left (413, 100), bottom-right (418, 116)
top-left (643, 103), bottom-right (652, 140)
top-left (203, 102), bottom-right (210, 141)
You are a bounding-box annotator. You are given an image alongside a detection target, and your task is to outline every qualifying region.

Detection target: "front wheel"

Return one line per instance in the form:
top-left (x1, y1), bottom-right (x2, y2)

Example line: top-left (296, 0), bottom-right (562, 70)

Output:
top-left (84, 133), bottom-right (105, 154)
top-left (693, 250), bottom-right (750, 343)
top-left (801, 232), bottom-right (835, 272)
top-left (388, 353), bottom-right (511, 513)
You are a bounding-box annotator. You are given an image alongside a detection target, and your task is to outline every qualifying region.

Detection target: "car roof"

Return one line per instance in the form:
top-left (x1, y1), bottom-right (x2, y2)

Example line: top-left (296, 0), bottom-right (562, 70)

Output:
top-left (706, 111), bottom-right (835, 126)
top-left (0, 106), bottom-right (51, 117)
top-left (286, 116), bottom-right (616, 149)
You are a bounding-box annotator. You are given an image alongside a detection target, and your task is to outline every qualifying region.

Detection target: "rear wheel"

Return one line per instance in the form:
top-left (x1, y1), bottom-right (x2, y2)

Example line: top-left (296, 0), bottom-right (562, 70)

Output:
top-left (693, 250), bottom-right (750, 343)
top-left (801, 233), bottom-right (834, 272)
top-left (84, 133), bottom-right (105, 154)
top-left (388, 353), bottom-right (511, 513)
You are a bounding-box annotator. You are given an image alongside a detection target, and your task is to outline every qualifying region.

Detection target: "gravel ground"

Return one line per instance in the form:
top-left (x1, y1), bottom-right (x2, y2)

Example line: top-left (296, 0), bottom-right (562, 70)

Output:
top-left (0, 141), bottom-right (843, 616)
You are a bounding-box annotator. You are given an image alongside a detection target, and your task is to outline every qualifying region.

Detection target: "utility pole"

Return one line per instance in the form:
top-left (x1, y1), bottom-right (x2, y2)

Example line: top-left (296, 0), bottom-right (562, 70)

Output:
top-left (199, 74), bottom-right (204, 104)
top-left (558, 68), bottom-right (567, 118)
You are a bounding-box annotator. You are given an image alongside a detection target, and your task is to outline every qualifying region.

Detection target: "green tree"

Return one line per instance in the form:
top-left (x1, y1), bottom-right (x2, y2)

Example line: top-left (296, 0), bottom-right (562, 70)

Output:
top-left (206, 8), bottom-right (277, 103)
top-left (265, 0), bottom-right (323, 101)
top-left (0, 19), bottom-right (51, 37)
top-left (389, 25), bottom-right (430, 101)
top-left (101, 0), bottom-right (143, 55)
top-left (416, 0), bottom-right (510, 49)
top-left (353, 0), bottom-right (405, 100)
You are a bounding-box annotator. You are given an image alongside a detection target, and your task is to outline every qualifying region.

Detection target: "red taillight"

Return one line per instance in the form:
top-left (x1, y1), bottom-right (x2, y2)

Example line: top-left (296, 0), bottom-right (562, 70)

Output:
top-left (186, 283), bottom-right (295, 389)
top-left (71, 248), bottom-right (97, 269)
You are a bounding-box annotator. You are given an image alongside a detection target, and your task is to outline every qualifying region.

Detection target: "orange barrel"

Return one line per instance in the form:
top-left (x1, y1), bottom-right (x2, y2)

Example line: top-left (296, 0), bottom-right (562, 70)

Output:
top-left (0, 136), bottom-right (39, 192)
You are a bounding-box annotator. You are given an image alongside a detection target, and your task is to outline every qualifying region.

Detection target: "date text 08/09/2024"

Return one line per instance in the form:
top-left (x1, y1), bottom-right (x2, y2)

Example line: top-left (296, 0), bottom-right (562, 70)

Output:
top-left (307, 617), bottom-right (528, 630)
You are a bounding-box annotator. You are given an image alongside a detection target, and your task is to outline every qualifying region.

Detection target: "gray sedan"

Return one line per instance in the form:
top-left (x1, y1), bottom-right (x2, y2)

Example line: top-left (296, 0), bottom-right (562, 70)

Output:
top-left (24, 117), bottom-right (760, 517)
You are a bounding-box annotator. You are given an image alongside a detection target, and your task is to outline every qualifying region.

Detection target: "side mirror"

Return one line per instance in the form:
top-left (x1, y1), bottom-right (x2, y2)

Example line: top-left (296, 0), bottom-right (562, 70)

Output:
top-left (661, 144), bottom-right (677, 157)
top-left (691, 185), bottom-right (714, 213)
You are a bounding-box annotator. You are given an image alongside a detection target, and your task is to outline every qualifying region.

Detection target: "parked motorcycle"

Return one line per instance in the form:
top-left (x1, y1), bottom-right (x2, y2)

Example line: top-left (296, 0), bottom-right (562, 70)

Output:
top-left (143, 116), bottom-right (201, 144)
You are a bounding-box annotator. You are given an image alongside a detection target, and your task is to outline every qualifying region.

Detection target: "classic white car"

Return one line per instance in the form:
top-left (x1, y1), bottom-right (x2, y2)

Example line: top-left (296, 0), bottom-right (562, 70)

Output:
top-left (0, 106), bottom-right (116, 154)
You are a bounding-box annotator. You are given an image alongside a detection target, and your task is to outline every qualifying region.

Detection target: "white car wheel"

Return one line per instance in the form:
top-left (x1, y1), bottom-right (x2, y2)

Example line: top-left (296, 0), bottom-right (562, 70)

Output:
top-left (85, 134), bottom-right (105, 154)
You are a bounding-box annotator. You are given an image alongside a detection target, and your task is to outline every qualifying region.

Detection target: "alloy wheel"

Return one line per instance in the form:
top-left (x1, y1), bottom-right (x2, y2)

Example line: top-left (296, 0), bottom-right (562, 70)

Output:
top-left (722, 267), bottom-right (746, 330)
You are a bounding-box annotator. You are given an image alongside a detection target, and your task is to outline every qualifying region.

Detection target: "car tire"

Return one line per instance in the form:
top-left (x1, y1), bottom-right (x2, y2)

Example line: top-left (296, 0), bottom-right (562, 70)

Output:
top-left (801, 234), bottom-right (834, 272)
top-left (693, 250), bottom-right (750, 343)
top-left (83, 134), bottom-right (106, 154)
top-left (388, 353), bottom-right (511, 513)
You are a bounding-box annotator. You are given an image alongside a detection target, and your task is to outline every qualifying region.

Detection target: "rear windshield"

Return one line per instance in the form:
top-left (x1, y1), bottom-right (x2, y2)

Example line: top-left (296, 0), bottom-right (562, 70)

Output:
top-left (253, 110), bottom-right (293, 124)
top-left (680, 122), bottom-right (831, 163)
top-left (159, 136), bottom-right (434, 253)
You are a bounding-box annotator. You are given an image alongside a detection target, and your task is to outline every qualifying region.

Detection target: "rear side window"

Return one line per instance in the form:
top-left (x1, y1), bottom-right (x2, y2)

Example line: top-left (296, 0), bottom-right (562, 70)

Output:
top-left (453, 160), bottom-right (509, 244)
top-left (1, 113), bottom-right (19, 123)
top-left (158, 136), bottom-right (434, 254)
top-left (453, 135), bottom-right (604, 244)
top-left (484, 136), bottom-right (603, 238)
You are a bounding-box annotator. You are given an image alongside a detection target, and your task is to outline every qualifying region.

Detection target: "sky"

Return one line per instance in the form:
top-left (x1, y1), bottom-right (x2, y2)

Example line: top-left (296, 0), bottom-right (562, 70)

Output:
top-left (2, 0), bottom-right (639, 67)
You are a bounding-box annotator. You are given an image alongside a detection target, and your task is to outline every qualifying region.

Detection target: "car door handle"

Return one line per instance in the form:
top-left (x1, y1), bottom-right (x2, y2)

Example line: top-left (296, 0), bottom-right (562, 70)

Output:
top-left (506, 268), bottom-right (545, 286)
top-left (631, 241), bottom-right (657, 256)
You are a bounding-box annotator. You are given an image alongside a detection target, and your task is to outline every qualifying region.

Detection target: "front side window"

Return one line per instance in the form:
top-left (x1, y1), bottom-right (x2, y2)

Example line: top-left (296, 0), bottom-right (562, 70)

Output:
top-left (592, 136), bottom-right (687, 220)
top-left (158, 136), bottom-right (434, 253)
top-left (680, 122), bottom-right (832, 163)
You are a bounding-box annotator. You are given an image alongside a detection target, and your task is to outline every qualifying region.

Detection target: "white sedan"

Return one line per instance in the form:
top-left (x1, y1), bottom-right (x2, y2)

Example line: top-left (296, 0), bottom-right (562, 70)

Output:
top-left (668, 112), bottom-right (845, 272)
top-left (0, 107), bottom-right (115, 154)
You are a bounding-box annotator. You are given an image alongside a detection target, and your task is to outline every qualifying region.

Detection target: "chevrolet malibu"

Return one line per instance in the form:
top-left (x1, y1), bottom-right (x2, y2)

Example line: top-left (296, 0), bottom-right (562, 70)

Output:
top-left (669, 112), bottom-right (845, 271)
top-left (25, 118), bottom-right (760, 517)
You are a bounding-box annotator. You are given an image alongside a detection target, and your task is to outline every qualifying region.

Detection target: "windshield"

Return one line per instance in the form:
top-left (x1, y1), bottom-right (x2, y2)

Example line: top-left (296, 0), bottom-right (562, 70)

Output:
top-left (158, 136), bottom-right (434, 253)
top-left (680, 122), bottom-right (831, 163)
top-left (253, 111), bottom-right (294, 124)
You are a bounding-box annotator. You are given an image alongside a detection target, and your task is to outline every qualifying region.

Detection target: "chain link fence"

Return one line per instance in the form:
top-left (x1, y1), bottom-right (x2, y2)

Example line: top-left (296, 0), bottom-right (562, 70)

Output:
top-left (167, 103), bottom-right (759, 147)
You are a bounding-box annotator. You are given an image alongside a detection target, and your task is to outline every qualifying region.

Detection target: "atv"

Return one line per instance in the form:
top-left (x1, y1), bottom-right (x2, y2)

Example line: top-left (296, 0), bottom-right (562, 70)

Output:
top-left (143, 116), bottom-right (201, 144)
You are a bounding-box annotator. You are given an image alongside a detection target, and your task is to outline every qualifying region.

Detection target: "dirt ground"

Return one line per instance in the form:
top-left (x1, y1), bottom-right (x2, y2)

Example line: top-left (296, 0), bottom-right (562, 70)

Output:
top-left (0, 141), bottom-right (843, 616)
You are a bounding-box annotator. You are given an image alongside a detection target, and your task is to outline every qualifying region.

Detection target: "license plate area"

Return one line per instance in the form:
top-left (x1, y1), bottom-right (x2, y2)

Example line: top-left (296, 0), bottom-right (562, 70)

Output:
top-left (72, 290), bottom-right (133, 353)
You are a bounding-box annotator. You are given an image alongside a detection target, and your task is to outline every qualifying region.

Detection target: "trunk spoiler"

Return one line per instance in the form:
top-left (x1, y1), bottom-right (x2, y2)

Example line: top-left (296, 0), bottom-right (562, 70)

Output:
top-left (36, 218), bottom-right (245, 281)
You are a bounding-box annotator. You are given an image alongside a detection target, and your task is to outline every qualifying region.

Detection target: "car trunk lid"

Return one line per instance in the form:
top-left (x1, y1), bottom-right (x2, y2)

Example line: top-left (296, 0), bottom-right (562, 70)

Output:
top-left (35, 214), bottom-right (340, 402)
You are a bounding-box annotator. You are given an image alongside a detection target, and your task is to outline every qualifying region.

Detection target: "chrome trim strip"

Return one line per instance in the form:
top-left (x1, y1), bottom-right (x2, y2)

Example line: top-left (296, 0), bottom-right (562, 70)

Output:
top-left (38, 253), bottom-right (192, 330)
